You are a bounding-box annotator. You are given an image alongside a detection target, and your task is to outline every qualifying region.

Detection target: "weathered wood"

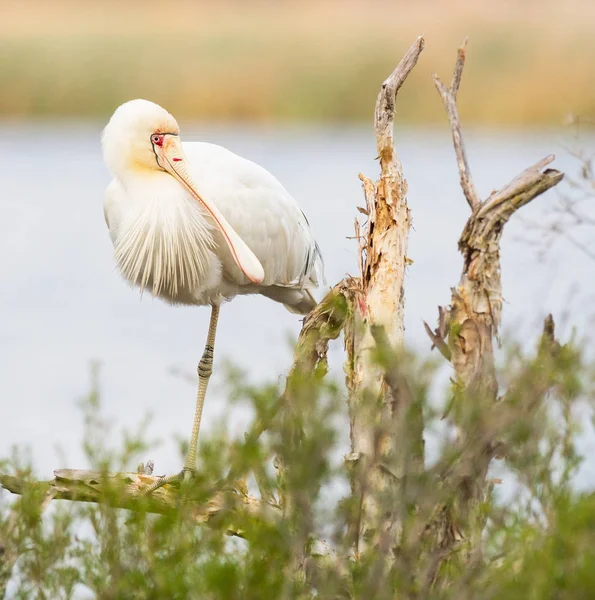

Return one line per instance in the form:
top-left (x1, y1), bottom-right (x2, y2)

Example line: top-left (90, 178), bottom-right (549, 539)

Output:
top-left (0, 470), bottom-right (269, 536)
top-left (433, 39), bottom-right (481, 211)
top-left (345, 35), bottom-right (424, 557)
top-left (428, 42), bottom-right (563, 397)
top-left (424, 40), bottom-right (564, 571)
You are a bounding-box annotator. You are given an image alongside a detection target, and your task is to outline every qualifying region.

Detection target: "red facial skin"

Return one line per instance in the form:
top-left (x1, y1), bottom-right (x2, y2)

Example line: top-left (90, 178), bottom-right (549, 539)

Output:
top-left (152, 133), bottom-right (182, 160)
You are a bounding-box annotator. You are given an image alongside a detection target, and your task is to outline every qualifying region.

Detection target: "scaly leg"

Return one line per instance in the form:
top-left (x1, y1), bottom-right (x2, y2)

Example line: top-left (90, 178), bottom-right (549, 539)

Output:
top-left (183, 303), bottom-right (220, 474)
top-left (144, 303), bottom-right (220, 495)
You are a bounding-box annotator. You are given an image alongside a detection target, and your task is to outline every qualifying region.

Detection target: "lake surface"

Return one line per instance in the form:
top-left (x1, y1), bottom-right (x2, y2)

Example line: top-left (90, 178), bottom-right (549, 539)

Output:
top-left (1, 122), bottom-right (593, 486)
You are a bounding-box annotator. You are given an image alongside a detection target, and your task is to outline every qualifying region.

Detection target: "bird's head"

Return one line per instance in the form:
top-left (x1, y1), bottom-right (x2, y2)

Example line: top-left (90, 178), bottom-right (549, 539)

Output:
top-left (102, 99), bottom-right (185, 178)
top-left (101, 99), bottom-right (265, 285)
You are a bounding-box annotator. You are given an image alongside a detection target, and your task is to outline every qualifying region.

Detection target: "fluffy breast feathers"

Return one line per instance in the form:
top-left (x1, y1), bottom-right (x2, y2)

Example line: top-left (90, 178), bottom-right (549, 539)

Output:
top-left (104, 176), bottom-right (219, 299)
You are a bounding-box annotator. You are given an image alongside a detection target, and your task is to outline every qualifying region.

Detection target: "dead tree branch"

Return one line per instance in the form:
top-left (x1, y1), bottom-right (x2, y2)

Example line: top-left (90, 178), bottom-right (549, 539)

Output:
top-left (346, 35), bottom-right (425, 558)
top-left (0, 469), bottom-right (271, 535)
top-left (433, 40), bottom-right (481, 211)
top-left (424, 40), bottom-right (564, 572)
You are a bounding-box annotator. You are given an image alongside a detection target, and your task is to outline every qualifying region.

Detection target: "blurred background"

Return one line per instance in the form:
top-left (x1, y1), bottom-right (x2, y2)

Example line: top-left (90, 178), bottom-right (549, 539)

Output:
top-left (2, 0), bottom-right (595, 124)
top-left (1, 0), bottom-right (594, 483)
top-left (0, 0), bottom-right (595, 125)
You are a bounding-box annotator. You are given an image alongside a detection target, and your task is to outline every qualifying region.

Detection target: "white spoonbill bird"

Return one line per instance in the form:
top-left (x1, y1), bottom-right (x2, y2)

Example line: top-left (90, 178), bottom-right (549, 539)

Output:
top-left (102, 99), bottom-right (324, 491)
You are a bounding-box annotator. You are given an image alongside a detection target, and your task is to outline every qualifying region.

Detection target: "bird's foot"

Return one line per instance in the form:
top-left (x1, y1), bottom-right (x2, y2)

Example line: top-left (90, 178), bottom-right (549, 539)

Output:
top-left (143, 466), bottom-right (195, 496)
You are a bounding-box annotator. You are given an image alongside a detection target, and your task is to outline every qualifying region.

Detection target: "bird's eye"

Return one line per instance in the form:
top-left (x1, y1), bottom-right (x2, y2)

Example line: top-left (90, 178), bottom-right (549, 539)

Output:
top-left (151, 134), bottom-right (163, 145)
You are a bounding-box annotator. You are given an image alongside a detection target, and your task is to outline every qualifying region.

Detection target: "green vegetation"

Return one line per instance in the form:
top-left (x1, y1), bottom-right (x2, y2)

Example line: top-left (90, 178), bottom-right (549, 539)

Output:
top-left (1, 332), bottom-right (593, 598)
top-left (2, 4), bottom-right (595, 597)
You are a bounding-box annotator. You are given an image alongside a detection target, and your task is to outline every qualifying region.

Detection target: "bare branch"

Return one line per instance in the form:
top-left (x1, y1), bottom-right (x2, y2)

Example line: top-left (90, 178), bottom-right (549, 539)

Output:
top-left (450, 38), bottom-right (468, 99)
top-left (434, 76), bottom-right (480, 211)
top-left (423, 41), bottom-right (566, 583)
top-left (478, 155), bottom-right (562, 218)
top-left (0, 470), bottom-right (274, 537)
top-left (434, 39), bottom-right (481, 212)
top-left (562, 231), bottom-right (595, 262)
top-left (520, 139), bottom-right (595, 263)
top-left (423, 321), bottom-right (452, 361)
top-left (375, 35), bottom-right (425, 168)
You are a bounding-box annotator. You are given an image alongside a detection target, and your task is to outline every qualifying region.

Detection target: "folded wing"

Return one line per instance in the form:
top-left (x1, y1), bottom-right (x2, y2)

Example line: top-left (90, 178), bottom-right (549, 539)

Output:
top-left (182, 142), bottom-right (324, 294)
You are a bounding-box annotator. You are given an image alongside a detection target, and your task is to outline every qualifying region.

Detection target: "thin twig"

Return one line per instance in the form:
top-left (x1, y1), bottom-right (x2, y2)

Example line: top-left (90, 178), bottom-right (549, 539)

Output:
top-left (562, 231), bottom-right (595, 262)
top-left (423, 321), bottom-right (452, 361)
top-left (433, 39), bottom-right (481, 212)
top-left (450, 38), bottom-right (468, 99)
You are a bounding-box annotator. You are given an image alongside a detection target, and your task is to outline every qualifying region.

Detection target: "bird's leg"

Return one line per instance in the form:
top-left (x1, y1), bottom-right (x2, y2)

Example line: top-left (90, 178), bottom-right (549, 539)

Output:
top-left (144, 304), bottom-right (220, 496)
top-left (183, 303), bottom-right (220, 477)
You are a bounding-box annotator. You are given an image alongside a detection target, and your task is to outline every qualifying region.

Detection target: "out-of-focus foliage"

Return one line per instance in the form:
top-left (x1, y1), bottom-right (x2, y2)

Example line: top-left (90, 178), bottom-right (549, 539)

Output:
top-left (1, 332), bottom-right (593, 599)
top-left (525, 122), bottom-right (595, 264)
top-left (1, 0), bottom-right (594, 124)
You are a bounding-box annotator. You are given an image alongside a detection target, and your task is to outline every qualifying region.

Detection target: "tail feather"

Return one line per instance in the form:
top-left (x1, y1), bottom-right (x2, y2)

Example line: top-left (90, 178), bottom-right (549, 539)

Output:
top-left (283, 288), bottom-right (317, 315)
top-left (259, 286), bottom-right (317, 315)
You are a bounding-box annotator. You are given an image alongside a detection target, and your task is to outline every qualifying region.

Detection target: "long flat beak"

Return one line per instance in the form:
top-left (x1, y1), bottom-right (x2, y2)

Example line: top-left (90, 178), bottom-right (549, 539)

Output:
top-left (158, 135), bottom-right (264, 285)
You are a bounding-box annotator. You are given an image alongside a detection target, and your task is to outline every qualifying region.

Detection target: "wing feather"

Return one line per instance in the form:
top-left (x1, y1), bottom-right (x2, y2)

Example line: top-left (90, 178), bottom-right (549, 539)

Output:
top-left (182, 142), bottom-right (324, 290)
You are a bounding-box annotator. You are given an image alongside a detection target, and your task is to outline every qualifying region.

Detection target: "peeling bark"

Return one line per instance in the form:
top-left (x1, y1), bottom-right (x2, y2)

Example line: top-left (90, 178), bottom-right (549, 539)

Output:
top-left (345, 35), bottom-right (425, 556)
top-left (424, 40), bottom-right (564, 567)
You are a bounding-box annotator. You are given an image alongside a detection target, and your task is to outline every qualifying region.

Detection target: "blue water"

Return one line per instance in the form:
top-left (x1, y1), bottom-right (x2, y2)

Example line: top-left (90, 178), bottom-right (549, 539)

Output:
top-left (1, 122), bottom-right (593, 488)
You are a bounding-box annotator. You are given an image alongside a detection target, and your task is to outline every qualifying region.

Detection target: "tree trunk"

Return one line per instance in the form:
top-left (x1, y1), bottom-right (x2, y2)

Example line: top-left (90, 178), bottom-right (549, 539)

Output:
top-left (344, 36), bottom-right (425, 557)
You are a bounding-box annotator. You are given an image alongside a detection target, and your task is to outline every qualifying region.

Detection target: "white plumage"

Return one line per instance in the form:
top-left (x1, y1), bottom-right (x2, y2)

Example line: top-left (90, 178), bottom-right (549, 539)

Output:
top-left (102, 99), bottom-right (324, 313)
top-left (100, 99), bottom-right (324, 490)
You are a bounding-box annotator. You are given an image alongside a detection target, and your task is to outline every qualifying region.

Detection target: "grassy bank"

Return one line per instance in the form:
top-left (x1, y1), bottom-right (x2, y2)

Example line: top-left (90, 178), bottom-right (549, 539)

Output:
top-left (1, 0), bottom-right (594, 124)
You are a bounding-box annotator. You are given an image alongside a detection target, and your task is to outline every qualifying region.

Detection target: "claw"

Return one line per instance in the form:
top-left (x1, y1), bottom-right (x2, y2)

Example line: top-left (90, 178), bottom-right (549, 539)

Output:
top-left (143, 467), bottom-right (196, 496)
